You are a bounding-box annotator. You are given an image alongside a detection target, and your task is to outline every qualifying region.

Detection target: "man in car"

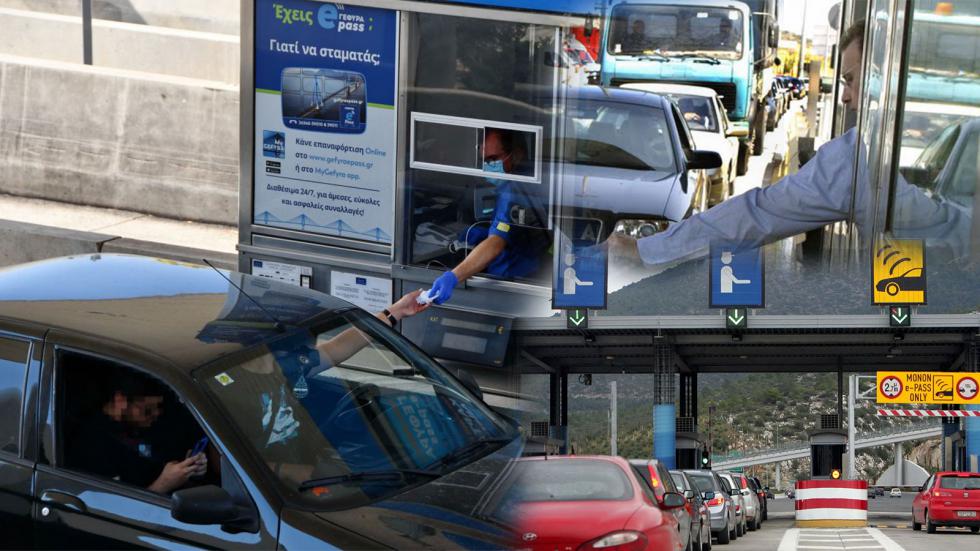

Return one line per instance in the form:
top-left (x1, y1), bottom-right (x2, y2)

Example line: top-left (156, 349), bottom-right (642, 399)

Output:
top-left (624, 19), bottom-right (649, 51)
top-left (428, 128), bottom-right (549, 305)
top-left (606, 20), bottom-right (969, 265)
top-left (71, 370), bottom-right (207, 494)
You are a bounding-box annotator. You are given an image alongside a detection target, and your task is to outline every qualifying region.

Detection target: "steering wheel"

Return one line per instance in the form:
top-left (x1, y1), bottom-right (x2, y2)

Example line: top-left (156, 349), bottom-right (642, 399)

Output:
top-left (323, 383), bottom-right (381, 429)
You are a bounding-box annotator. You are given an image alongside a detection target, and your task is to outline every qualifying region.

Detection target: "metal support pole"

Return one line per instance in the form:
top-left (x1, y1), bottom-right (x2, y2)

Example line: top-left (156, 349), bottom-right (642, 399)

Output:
top-left (82, 0), bottom-right (93, 65)
top-left (653, 339), bottom-right (676, 468)
top-left (847, 375), bottom-right (856, 479)
top-left (775, 463), bottom-right (782, 490)
top-left (611, 381), bottom-right (618, 456)
top-left (559, 369), bottom-right (568, 454)
top-left (837, 357), bottom-right (844, 424)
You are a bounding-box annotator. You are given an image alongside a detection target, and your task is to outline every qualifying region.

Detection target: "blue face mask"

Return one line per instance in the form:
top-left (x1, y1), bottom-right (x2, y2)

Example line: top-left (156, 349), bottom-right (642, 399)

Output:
top-left (483, 159), bottom-right (508, 186)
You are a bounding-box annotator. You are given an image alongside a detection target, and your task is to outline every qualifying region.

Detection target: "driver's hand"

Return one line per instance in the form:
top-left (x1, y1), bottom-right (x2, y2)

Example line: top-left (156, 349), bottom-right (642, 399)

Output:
top-left (684, 112), bottom-right (701, 122)
top-left (388, 289), bottom-right (431, 320)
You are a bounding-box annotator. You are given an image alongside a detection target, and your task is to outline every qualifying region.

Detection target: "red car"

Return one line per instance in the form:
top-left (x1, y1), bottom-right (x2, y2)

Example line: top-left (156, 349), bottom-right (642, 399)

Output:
top-left (491, 456), bottom-right (687, 551)
top-left (912, 471), bottom-right (980, 533)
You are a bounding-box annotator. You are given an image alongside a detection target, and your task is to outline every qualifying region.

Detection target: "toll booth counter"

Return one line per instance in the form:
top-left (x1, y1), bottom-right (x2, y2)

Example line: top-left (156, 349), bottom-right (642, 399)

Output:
top-left (238, 0), bottom-right (605, 406)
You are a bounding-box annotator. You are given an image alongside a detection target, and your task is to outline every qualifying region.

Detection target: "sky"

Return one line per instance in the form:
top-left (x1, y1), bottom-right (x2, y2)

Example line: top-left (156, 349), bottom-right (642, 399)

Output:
top-left (779, 0), bottom-right (839, 35)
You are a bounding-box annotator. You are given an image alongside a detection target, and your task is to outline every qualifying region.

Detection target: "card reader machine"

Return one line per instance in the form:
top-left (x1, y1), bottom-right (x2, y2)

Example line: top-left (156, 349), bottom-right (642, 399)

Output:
top-left (401, 308), bottom-right (512, 367)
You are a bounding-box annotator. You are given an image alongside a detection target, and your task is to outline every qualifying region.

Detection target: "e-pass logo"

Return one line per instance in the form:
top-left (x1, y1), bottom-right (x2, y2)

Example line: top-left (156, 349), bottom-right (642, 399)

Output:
top-left (318, 4), bottom-right (368, 33)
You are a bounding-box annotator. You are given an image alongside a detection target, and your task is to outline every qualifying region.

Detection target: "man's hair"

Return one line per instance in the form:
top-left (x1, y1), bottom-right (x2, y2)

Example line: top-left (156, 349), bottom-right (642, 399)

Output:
top-left (108, 368), bottom-right (162, 403)
top-left (487, 127), bottom-right (526, 155)
top-left (840, 20), bottom-right (865, 51)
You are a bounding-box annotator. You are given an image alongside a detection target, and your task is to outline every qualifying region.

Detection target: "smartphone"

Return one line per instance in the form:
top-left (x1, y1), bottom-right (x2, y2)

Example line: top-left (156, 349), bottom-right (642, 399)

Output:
top-left (191, 436), bottom-right (209, 456)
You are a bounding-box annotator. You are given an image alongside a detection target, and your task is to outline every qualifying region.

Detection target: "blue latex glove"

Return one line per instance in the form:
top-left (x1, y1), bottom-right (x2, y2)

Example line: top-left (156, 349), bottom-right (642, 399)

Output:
top-left (430, 272), bottom-right (458, 305)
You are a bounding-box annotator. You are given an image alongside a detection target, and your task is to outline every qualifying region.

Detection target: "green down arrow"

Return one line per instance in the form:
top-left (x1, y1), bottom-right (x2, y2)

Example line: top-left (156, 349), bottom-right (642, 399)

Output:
top-left (891, 308), bottom-right (908, 324)
top-left (728, 311), bottom-right (745, 326)
top-left (569, 311), bottom-right (587, 326)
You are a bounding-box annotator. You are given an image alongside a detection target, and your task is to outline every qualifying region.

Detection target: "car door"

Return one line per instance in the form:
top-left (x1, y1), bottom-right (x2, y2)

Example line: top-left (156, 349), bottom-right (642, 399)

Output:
top-left (656, 462), bottom-right (691, 546)
top-left (913, 475), bottom-right (932, 522)
top-left (0, 327), bottom-right (41, 549)
top-left (32, 335), bottom-right (277, 549)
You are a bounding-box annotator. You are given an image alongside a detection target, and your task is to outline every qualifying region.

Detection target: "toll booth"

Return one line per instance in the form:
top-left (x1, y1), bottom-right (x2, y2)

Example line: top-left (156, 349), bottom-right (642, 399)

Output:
top-left (237, 0), bottom-right (605, 413)
top-left (810, 428), bottom-right (847, 479)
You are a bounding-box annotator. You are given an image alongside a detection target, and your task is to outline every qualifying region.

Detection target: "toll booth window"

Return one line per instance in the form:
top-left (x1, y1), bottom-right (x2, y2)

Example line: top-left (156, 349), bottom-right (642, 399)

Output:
top-left (411, 114), bottom-right (541, 183)
top-left (888, 6), bottom-right (980, 281)
top-left (607, 5), bottom-right (743, 58)
top-left (404, 12), bottom-right (562, 283)
top-left (0, 337), bottom-right (29, 455)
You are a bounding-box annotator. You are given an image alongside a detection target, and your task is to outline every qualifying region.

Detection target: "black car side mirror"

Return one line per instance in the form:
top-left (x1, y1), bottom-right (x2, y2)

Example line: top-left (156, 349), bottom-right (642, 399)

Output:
top-left (688, 150), bottom-right (723, 170)
top-left (172, 485), bottom-right (255, 529)
top-left (661, 492), bottom-right (687, 509)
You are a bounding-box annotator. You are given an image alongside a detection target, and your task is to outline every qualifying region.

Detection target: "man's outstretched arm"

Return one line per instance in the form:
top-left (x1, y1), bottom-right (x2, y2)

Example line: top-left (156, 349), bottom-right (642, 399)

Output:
top-left (632, 130), bottom-right (860, 265)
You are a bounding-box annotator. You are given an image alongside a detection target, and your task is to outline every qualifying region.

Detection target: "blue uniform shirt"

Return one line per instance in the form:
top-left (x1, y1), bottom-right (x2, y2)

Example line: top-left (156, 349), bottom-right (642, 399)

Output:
top-left (464, 180), bottom-right (550, 279)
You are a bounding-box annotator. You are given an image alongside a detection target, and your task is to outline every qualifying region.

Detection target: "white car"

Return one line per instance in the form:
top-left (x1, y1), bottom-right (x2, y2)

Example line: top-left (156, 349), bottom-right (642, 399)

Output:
top-left (900, 101), bottom-right (980, 167)
top-left (621, 83), bottom-right (746, 207)
top-left (890, 488), bottom-right (903, 498)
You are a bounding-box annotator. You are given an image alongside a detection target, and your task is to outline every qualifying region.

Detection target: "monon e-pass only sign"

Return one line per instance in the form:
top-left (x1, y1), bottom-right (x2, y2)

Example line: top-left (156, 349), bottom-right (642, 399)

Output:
top-left (877, 371), bottom-right (980, 405)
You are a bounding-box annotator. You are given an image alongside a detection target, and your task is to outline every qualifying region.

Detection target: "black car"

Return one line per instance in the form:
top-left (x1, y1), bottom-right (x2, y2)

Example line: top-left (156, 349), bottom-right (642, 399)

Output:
top-left (749, 475), bottom-right (769, 521)
top-left (0, 254), bottom-right (522, 548)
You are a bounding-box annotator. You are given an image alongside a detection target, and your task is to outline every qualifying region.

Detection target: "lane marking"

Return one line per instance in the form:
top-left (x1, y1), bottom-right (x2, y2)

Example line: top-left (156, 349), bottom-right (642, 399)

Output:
top-left (778, 528), bottom-right (801, 551)
top-left (865, 528), bottom-right (905, 551)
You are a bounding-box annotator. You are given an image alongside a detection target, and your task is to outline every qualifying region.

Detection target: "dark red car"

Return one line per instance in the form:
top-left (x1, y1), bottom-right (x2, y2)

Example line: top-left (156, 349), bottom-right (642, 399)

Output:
top-left (491, 456), bottom-right (687, 551)
top-left (912, 471), bottom-right (980, 533)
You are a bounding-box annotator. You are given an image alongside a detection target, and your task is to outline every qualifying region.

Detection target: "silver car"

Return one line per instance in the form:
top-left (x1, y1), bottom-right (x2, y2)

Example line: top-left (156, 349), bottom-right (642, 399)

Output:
top-left (685, 470), bottom-right (738, 545)
top-left (716, 472), bottom-right (747, 537)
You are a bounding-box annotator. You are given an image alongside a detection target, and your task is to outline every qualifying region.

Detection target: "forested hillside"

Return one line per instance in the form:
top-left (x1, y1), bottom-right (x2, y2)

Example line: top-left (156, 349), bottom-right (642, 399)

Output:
top-left (519, 372), bottom-right (942, 488)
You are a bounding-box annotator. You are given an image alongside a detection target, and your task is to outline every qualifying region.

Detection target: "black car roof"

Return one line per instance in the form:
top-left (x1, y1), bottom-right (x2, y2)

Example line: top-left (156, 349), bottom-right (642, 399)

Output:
top-left (0, 254), bottom-right (355, 370)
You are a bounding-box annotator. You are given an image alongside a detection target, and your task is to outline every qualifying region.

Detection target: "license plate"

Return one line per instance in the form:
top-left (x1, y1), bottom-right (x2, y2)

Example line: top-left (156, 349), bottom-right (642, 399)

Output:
top-left (956, 510), bottom-right (977, 518)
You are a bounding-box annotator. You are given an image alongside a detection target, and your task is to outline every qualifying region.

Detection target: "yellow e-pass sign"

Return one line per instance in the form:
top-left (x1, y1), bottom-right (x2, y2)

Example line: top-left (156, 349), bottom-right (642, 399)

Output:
top-left (872, 238), bottom-right (926, 304)
top-left (877, 371), bottom-right (980, 405)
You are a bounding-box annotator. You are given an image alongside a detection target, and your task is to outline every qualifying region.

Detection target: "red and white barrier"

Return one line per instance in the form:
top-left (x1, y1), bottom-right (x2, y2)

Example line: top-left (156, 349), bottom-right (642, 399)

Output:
top-left (795, 480), bottom-right (868, 527)
top-left (877, 409), bottom-right (980, 417)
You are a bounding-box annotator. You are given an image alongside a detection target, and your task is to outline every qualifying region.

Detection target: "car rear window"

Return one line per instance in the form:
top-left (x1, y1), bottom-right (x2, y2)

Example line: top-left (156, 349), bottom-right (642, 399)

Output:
top-left (940, 475), bottom-right (980, 490)
top-left (671, 472), bottom-right (689, 492)
top-left (687, 474), bottom-right (716, 494)
top-left (504, 460), bottom-right (634, 502)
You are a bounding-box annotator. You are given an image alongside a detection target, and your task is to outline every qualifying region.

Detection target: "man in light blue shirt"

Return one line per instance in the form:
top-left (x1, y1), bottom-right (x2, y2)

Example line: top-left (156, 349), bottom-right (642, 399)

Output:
top-left (608, 22), bottom-right (970, 266)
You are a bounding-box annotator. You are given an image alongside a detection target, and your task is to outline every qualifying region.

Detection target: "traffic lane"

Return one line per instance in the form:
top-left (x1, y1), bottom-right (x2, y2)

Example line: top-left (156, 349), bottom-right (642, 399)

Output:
top-left (720, 517), bottom-right (794, 550)
top-left (879, 525), bottom-right (979, 551)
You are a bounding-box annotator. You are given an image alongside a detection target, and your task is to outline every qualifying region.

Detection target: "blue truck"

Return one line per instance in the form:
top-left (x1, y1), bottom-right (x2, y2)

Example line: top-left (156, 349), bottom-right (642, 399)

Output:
top-left (600, 0), bottom-right (780, 176)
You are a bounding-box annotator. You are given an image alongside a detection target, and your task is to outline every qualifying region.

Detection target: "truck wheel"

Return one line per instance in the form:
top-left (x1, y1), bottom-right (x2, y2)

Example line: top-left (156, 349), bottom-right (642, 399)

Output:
top-left (736, 142), bottom-right (749, 176)
top-left (752, 109), bottom-right (766, 156)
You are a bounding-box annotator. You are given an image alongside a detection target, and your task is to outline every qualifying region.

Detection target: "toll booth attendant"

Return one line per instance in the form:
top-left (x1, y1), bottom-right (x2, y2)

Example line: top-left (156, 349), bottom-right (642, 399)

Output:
top-left (429, 129), bottom-right (549, 304)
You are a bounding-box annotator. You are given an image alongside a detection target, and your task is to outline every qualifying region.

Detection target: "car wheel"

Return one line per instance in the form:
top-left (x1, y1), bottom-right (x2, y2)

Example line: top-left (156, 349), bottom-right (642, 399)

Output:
top-left (886, 282), bottom-right (900, 296)
top-left (717, 528), bottom-right (730, 545)
top-left (912, 515), bottom-right (921, 531)
top-left (703, 530), bottom-right (712, 551)
top-left (970, 526), bottom-right (978, 533)
top-left (926, 510), bottom-right (937, 533)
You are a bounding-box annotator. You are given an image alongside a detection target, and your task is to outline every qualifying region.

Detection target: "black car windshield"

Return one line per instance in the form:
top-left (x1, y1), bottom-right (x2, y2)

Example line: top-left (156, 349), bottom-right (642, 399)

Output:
top-left (199, 309), bottom-right (515, 508)
top-left (545, 99), bottom-right (676, 172)
top-left (608, 5), bottom-right (744, 60)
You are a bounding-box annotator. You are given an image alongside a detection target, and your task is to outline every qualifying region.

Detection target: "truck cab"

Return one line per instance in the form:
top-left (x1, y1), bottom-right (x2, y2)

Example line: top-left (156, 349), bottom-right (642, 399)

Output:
top-left (600, 0), bottom-right (779, 175)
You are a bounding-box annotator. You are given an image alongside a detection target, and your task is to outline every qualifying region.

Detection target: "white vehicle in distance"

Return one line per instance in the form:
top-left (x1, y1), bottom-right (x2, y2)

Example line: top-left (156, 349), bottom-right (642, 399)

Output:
top-left (900, 101), bottom-right (980, 167)
top-left (890, 487), bottom-right (903, 498)
top-left (622, 83), bottom-right (746, 207)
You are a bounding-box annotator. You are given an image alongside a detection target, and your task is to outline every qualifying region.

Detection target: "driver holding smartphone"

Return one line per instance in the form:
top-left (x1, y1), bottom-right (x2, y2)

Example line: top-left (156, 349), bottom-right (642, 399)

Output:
top-left (71, 370), bottom-right (208, 494)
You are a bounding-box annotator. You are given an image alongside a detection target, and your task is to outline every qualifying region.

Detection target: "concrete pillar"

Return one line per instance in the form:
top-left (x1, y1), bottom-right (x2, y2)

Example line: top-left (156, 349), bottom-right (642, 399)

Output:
top-left (895, 442), bottom-right (904, 486)
top-left (652, 338), bottom-right (676, 468)
top-left (776, 463), bottom-right (782, 490)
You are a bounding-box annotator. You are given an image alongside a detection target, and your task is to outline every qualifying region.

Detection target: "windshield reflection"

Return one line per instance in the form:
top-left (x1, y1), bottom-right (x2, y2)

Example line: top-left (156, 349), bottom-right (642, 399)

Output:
top-left (200, 310), bottom-right (515, 508)
top-left (608, 5), bottom-right (744, 59)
